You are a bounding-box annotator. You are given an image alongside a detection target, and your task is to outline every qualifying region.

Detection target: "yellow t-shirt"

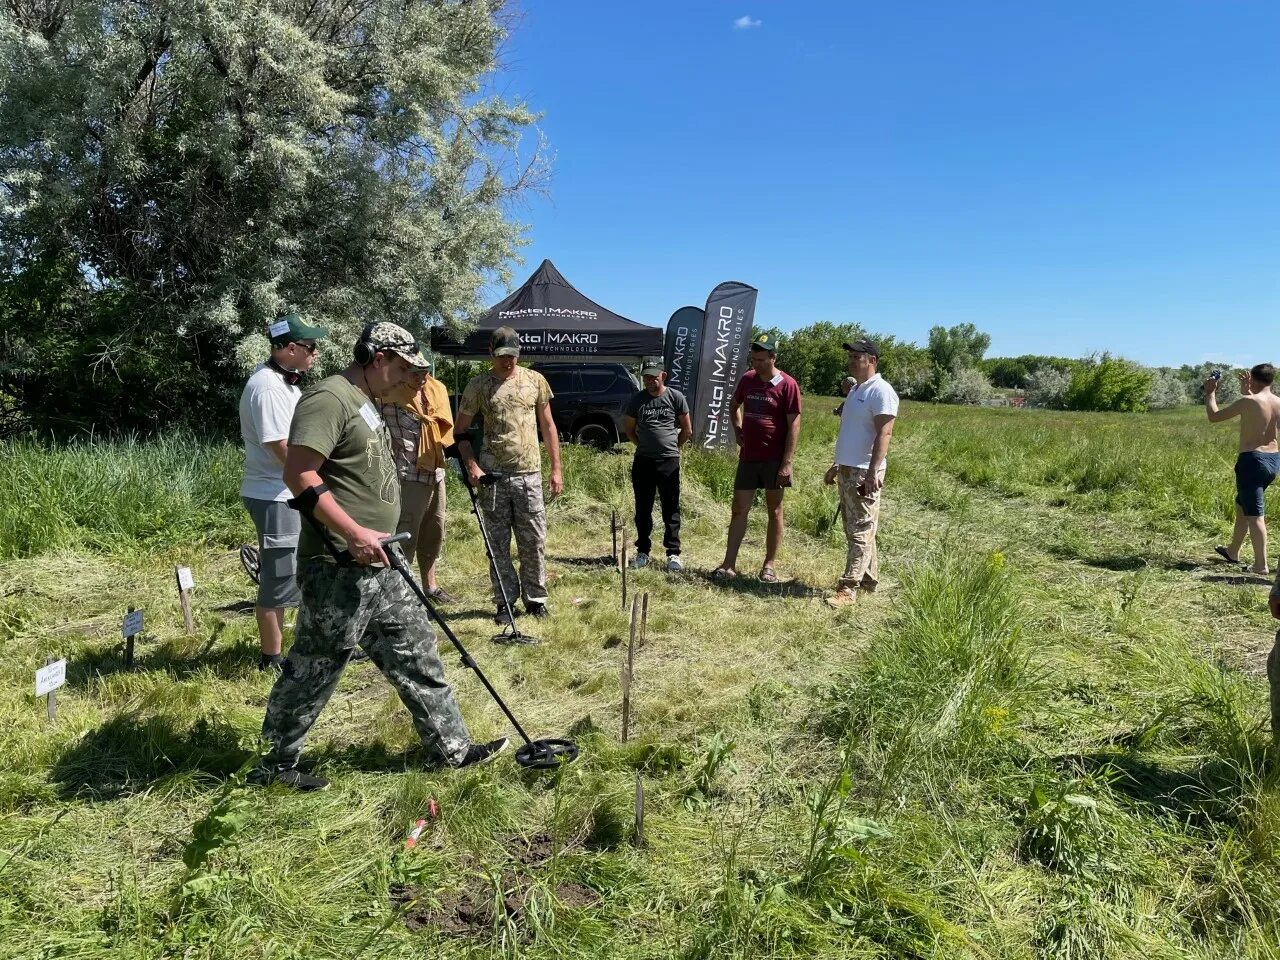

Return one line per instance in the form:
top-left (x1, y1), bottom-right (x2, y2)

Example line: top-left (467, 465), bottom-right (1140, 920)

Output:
top-left (459, 366), bottom-right (553, 473)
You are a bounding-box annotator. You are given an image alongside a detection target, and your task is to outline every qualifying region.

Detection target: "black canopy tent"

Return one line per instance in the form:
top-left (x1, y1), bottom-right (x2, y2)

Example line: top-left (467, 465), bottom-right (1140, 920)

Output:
top-left (431, 259), bottom-right (663, 363)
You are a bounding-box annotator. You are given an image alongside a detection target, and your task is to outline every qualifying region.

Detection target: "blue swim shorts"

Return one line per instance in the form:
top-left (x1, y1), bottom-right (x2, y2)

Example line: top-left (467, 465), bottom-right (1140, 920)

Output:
top-left (1234, 451), bottom-right (1280, 518)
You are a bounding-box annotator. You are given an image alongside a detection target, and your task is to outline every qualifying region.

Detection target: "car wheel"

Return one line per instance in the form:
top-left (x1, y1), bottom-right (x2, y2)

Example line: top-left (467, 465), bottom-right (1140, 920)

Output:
top-left (574, 422), bottom-right (614, 450)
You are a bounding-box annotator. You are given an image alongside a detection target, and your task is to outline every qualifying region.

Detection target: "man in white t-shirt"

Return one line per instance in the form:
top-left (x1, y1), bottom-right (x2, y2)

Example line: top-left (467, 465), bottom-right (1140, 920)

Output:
top-left (823, 338), bottom-right (899, 608)
top-left (239, 312), bottom-right (328, 670)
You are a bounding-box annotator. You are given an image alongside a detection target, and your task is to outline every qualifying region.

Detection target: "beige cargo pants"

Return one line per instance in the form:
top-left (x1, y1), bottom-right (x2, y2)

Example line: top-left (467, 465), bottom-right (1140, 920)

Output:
top-left (837, 465), bottom-right (884, 592)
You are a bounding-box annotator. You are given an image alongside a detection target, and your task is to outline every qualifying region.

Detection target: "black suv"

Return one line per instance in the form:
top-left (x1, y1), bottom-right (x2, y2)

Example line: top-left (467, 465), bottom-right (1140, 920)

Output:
top-left (530, 362), bottom-right (640, 450)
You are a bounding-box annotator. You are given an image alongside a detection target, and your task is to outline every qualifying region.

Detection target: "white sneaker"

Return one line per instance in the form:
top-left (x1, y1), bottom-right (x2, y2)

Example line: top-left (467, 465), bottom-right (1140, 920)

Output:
top-left (632, 552), bottom-right (650, 569)
top-left (666, 555), bottom-right (683, 573)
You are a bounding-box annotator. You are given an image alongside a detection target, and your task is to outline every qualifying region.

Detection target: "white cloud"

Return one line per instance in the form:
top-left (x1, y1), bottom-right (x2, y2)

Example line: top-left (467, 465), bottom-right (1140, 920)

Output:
top-left (734, 15), bottom-right (762, 29)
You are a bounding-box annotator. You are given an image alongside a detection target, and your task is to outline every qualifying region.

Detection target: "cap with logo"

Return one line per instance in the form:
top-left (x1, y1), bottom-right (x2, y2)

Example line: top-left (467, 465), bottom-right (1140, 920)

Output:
top-left (640, 357), bottom-right (664, 376)
top-left (750, 331), bottom-right (779, 353)
top-left (269, 313), bottom-right (330, 347)
top-left (490, 326), bottom-right (522, 358)
top-left (843, 337), bottom-right (880, 359)
top-left (365, 321), bottom-right (429, 368)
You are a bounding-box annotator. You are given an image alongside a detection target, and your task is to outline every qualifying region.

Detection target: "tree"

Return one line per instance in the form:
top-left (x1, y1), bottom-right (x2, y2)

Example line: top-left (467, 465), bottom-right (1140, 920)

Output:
top-left (1145, 369), bottom-right (1189, 410)
top-left (0, 0), bottom-right (543, 431)
top-left (926, 323), bottom-right (991, 374)
top-left (760, 321), bottom-right (863, 396)
top-left (1026, 366), bottom-right (1072, 409)
top-left (1064, 355), bottom-right (1153, 413)
top-left (937, 366), bottom-right (993, 405)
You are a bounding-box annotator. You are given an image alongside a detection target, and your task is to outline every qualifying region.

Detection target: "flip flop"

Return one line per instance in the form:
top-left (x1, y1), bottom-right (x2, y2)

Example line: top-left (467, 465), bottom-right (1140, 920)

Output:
top-left (1214, 545), bottom-right (1240, 564)
top-left (759, 566), bottom-right (780, 584)
top-left (712, 567), bottom-right (736, 582)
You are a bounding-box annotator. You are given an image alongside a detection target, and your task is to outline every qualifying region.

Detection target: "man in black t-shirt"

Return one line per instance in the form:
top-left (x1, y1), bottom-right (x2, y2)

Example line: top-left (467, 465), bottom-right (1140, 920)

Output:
top-left (624, 358), bottom-right (693, 572)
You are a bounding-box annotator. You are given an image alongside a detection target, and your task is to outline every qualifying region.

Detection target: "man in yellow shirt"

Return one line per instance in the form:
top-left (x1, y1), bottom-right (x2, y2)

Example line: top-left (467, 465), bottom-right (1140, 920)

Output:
top-left (380, 359), bottom-right (457, 602)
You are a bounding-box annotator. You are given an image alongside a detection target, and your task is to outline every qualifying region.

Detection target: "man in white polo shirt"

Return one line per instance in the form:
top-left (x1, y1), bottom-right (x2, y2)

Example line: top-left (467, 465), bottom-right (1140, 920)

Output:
top-left (824, 338), bottom-right (899, 608)
top-left (240, 312), bottom-right (328, 670)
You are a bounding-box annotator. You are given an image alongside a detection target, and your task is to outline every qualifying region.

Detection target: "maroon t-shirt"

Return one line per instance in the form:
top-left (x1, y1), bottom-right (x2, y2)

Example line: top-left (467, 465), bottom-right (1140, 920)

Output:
top-left (733, 369), bottom-right (802, 462)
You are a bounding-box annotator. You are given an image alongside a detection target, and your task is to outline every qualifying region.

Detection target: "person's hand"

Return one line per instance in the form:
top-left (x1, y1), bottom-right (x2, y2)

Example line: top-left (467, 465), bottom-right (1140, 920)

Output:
top-left (1269, 590), bottom-right (1280, 620)
top-left (1239, 371), bottom-right (1252, 394)
top-left (548, 468), bottom-right (564, 498)
top-left (777, 461), bottom-right (793, 486)
top-left (467, 463), bottom-right (485, 488)
top-left (1203, 377), bottom-right (1219, 395)
top-left (862, 470), bottom-right (884, 495)
top-left (823, 465), bottom-right (838, 486)
top-left (833, 402), bottom-right (845, 416)
top-left (347, 526), bottom-right (391, 566)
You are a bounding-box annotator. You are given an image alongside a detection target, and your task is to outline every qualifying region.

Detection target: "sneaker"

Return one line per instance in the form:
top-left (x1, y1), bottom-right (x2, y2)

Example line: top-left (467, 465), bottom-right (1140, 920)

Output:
top-left (457, 737), bottom-right (510, 769)
top-left (632, 552), bottom-right (650, 569)
top-left (525, 601), bottom-right (550, 619)
top-left (258, 653), bottom-right (286, 674)
top-left (826, 587), bottom-right (858, 609)
top-left (666, 555), bottom-right (683, 573)
top-left (494, 606), bottom-right (517, 625)
top-left (247, 766), bottom-right (330, 791)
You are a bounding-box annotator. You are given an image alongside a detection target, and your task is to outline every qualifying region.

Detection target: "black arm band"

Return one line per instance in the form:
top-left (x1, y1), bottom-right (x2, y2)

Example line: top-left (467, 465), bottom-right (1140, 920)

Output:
top-left (289, 482), bottom-right (330, 515)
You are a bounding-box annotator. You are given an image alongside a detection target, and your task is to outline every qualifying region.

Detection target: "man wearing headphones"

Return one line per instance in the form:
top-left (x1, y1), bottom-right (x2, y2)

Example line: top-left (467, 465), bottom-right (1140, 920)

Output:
top-left (239, 313), bottom-right (328, 672)
top-left (251, 321), bottom-right (508, 791)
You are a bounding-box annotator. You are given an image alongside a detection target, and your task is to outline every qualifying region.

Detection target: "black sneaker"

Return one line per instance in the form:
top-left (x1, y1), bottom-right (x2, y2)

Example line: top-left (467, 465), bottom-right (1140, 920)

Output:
top-left (525, 602), bottom-right (550, 619)
top-left (247, 767), bottom-right (330, 792)
top-left (494, 606), bottom-right (517, 625)
top-left (457, 737), bottom-right (510, 769)
top-left (258, 653), bottom-right (285, 673)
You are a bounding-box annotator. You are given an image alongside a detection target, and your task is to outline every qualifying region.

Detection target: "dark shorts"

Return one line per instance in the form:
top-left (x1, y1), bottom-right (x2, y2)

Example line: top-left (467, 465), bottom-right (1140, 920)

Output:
top-left (1234, 451), bottom-right (1280, 517)
top-left (734, 459), bottom-right (785, 491)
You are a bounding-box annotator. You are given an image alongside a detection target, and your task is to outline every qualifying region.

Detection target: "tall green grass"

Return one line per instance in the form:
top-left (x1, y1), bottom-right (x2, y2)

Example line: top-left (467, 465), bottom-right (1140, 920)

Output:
top-left (0, 433), bottom-right (250, 559)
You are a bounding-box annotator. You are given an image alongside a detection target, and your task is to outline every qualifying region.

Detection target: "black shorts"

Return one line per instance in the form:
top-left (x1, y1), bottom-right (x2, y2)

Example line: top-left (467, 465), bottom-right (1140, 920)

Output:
top-left (734, 459), bottom-right (786, 491)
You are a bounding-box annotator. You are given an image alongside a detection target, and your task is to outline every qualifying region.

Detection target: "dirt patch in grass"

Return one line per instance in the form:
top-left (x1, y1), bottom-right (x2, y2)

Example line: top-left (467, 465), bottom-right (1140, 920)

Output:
top-left (390, 872), bottom-right (598, 938)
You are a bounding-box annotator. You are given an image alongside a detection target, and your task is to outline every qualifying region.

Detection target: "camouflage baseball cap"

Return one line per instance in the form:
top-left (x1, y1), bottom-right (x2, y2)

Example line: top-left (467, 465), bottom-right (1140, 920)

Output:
top-left (490, 326), bottom-right (521, 357)
top-left (365, 321), bottom-right (428, 368)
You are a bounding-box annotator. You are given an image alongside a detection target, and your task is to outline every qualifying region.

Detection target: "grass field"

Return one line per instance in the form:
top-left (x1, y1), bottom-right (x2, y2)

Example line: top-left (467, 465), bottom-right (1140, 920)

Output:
top-left (2, 402), bottom-right (1278, 959)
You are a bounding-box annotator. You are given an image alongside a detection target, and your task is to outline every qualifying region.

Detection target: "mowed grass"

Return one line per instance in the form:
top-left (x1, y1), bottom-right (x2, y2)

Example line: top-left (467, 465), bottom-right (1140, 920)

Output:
top-left (1, 401), bottom-right (1278, 959)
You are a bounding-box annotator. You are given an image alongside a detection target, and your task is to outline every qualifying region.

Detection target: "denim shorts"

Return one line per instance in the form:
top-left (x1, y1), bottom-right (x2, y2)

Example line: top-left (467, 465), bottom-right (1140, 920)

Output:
top-left (1234, 451), bottom-right (1280, 518)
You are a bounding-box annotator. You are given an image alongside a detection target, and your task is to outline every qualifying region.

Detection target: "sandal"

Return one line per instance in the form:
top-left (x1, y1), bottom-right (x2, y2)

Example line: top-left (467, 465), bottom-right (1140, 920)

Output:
top-left (712, 567), bottom-right (736, 581)
top-left (1214, 545), bottom-right (1241, 564)
top-left (759, 566), bottom-right (779, 584)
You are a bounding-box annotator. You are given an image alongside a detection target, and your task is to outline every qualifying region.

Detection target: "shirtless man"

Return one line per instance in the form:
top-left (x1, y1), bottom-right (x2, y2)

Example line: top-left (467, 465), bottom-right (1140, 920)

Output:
top-left (1206, 364), bottom-right (1280, 574)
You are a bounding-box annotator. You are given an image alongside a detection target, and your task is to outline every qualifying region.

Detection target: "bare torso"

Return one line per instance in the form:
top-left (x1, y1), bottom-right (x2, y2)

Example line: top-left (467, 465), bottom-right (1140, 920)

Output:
top-left (1236, 390), bottom-right (1280, 452)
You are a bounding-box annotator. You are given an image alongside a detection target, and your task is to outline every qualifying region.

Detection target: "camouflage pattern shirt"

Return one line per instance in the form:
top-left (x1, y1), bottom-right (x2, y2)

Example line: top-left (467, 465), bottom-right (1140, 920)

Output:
top-left (459, 366), bottom-right (553, 474)
top-left (290, 375), bottom-right (400, 562)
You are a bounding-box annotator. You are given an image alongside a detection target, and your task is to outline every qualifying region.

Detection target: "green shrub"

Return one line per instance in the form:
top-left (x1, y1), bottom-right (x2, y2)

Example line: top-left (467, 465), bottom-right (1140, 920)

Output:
top-left (1065, 355), bottom-right (1153, 413)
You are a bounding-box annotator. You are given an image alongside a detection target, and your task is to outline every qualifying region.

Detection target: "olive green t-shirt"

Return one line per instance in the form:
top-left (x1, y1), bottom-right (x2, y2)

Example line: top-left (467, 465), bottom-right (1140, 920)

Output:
top-left (459, 366), bottom-right (553, 473)
top-left (290, 375), bottom-right (400, 562)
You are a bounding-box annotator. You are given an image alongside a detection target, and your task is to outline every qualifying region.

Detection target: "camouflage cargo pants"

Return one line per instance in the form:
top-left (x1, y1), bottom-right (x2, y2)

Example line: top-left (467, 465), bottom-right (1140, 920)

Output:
top-left (837, 466), bottom-right (884, 591)
top-left (478, 471), bottom-right (547, 607)
top-left (258, 551), bottom-right (471, 773)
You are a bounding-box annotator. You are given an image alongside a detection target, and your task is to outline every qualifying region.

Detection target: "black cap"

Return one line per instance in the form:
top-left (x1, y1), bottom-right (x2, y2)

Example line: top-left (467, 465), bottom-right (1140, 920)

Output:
top-left (843, 338), bottom-right (879, 359)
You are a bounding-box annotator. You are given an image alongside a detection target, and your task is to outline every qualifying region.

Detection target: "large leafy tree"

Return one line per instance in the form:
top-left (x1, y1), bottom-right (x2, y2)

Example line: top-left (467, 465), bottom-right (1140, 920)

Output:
top-left (0, 0), bottom-right (543, 432)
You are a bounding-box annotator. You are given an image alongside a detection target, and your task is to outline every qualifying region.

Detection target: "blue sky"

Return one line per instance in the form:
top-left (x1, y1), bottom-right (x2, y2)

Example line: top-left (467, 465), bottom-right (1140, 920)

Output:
top-left (494, 1), bottom-right (1278, 367)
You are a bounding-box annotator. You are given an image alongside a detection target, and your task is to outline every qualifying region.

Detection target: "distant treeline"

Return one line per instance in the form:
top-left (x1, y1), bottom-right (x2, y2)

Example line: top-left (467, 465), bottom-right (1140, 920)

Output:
top-left (754, 321), bottom-right (1235, 413)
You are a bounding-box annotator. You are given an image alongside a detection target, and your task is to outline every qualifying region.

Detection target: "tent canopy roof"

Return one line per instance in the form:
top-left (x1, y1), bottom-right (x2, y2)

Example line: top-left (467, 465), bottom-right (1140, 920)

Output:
top-left (431, 260), bottom-right (662, 361)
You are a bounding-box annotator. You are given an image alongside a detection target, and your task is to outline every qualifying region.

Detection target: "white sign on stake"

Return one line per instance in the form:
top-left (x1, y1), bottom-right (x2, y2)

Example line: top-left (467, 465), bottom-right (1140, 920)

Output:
top-left (177, 566), bottom-right (194, 591)
top-left (35, 659), bottom-right (66, 697)
top-left (122, 609), bottom-right (144, 637)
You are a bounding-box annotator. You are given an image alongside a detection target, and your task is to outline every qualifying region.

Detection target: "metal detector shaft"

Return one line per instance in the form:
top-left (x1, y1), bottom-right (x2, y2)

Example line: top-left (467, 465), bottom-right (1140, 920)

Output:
top-left (378, 532), bottom-right (535, 747)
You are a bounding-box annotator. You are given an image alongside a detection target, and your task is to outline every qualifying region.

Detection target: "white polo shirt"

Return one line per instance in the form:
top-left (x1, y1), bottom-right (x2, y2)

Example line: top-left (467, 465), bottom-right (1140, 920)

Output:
top-left (239, 363), bottom-right (300, 501)
top-left (834, 373), bottom-right (899, 469)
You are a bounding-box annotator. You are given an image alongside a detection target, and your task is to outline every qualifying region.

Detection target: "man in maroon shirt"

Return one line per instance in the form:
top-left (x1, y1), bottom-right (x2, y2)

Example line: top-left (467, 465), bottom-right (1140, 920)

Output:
top-left (713, 332), bottom-right (803, 583)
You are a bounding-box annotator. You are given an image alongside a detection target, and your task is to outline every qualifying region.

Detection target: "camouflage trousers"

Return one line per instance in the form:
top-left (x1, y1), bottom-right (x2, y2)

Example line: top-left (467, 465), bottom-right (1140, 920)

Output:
top-left (258, 551), bottom-right (470, 773)
top-left (837, 466), bottom-right (884, 591)
top-left (478, 471), bottom-right (547, 607)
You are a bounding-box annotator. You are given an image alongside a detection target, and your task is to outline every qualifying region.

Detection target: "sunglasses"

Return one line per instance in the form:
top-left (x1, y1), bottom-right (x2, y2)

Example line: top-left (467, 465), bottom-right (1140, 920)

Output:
top-left (294, 341), bottom-right (318, 354)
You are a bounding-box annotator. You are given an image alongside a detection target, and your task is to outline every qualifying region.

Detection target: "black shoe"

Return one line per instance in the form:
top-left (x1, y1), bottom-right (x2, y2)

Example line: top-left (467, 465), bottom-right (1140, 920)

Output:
top-left (457, 737), bottom-right (510, 769)
top-left (247, 766), bottom-right (330, 791)
top-left (258, 653), bottom-right (285, 674)
top-left (525, 602), bottom-right (549, 619)
top-left (494, 606), bottom-right (517, 625)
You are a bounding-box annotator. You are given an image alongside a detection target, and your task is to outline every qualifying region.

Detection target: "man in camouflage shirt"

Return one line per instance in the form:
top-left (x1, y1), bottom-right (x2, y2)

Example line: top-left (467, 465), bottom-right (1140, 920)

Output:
top-left (455, 327), bottom-right (563, 626)
top-left (250, 322), bottom-right (509, 791)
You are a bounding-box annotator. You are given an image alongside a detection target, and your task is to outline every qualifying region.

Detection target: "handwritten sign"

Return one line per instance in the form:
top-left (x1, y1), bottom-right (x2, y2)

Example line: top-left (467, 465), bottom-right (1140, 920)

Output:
top-left (176, 566), bottom-right (194, 591)
top-left (268, 319), bottom-right (291, 338)
top-left (122, 609), bottom-right (144, 637)
top-left (35, 659), bottom-right (66, 697)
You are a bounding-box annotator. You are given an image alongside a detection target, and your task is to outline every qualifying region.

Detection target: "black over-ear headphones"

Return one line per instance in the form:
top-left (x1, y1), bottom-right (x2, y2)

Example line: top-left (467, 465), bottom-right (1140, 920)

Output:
top-left (353, 323), bottom-right (379, 366)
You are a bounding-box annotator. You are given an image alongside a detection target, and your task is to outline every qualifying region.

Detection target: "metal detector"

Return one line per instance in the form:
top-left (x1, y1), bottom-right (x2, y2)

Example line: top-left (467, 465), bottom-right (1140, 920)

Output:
top-left (285, 493), bottom-right (578, 770)
top-left (239, 544), bottom-right (261, 585)
top-left (448, 442), bottom-right (538, 646)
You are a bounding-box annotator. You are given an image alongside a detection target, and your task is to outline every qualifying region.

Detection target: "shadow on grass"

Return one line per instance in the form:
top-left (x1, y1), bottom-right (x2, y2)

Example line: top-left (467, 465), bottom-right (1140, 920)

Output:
top-left (64, 624), bottom-right (260, 687)
top-left (1200, 574), bottom-right (1272, 587)
top-left (698, 570), bottom-right (822, 600)
top-left (1044, 543), bottom-right (1204, 573)
top-left (550, 555), bottom-right (618, 569)
top-left (51, 712), bottom-right (250, 801)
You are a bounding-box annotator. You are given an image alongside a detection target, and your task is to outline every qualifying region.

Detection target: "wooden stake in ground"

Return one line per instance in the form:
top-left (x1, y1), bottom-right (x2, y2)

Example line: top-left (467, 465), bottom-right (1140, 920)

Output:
top-left (122, 607), bottom-right (144, 670)
top-left (633, 772), bottom-right (645, 848)
top-left (621, 533), bottom-right (629, 612)
top-left (175, 566), bottom-right (195, 634)
top-left (622, 596), bottom-right (637, 742)
top-left (611, 509), bottom-right (618, 565)
top-left (35, 657), bottom-right (66, 723)
top-left (640, 591), bottom-right (649, 650)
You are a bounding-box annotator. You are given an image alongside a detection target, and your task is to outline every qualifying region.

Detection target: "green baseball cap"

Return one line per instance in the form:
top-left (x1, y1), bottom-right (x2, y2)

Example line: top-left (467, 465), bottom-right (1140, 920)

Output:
top-left (269, 312), bottom-right (329, 347)
top-left (750, 331), bottom-right (779, 353)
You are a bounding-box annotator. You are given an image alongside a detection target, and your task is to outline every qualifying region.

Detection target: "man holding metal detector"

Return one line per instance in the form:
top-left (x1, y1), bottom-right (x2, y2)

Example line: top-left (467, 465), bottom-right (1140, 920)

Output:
top-left (250, 322), bottom-right (509, 791)
top-left (454, 327), bottom-right (563, 626)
